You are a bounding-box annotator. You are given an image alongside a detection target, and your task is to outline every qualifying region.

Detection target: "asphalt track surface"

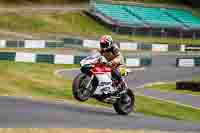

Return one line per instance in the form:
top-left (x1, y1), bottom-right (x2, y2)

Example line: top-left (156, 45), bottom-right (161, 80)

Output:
top-left (0, 54), bottom-right (200, 131)
top-left (0, 96), bottom-right (200, 131)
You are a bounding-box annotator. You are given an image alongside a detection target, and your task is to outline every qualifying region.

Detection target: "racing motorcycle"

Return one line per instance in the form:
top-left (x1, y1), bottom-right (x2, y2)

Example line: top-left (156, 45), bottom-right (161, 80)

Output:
top-left (72, 53), bottom-right (135, 115)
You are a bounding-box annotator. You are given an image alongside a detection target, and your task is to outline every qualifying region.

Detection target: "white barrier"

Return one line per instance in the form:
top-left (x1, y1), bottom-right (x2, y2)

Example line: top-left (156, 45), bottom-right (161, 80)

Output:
top-left (152, 44), bottom-right (168, 52)
top-left (0, 40), bottom-right (6, 48)
top-left (120, 42), bottom-right (138, 50)
top-left (54, 55), bottom-right (74, 64)
top-left (83, 40), bottom-right (100, 48)
top-left (25, 40), bottom-right (45, 48)
top-left (15, 52), bottom-right (36, 63)
top-left (126, 58), bottom-right (140, 67)
top-left (178, 59), bottom-right (195, 67)
top-left (180, 45), bottom-right (186, 52)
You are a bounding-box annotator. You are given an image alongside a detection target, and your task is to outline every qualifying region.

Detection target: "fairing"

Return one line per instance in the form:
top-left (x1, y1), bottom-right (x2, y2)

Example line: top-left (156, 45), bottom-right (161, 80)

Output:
top-left (91, 64), bottom-right (112, 74)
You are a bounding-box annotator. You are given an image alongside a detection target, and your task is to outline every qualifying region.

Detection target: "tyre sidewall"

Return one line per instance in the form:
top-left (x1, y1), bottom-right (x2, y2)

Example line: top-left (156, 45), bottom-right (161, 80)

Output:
top-left (113, 89), bottom-right (135, 115)
top-left (72, 73), bottom-right (91, 101)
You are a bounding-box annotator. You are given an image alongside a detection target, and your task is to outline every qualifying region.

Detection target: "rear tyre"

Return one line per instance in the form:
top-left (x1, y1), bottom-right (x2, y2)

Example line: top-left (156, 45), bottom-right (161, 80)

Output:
top-left (113, 89), bottom-right (135, 115)
top-left (72, 73), bottom-right (92, 102)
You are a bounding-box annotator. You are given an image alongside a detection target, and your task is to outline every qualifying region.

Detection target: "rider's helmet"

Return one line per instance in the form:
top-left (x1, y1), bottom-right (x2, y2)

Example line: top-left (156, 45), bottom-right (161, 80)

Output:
top-left (100, 35), bottom-right (113, 51)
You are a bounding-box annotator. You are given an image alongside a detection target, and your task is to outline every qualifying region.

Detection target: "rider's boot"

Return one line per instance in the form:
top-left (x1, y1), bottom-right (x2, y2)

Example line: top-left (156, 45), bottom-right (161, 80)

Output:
top-left (116, 79), bottom-right (130, 104)
top-left (117, 79), bottom-right (127, 94)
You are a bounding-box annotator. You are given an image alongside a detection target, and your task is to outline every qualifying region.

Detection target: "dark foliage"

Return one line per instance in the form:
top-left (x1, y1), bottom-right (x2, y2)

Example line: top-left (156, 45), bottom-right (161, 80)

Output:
top-left (176, 81), bottom-right (200, 91)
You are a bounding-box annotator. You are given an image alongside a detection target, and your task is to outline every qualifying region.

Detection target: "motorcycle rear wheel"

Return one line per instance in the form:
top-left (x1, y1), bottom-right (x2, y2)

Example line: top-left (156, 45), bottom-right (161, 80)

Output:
top-left (113, 89), bottom-right (135, 115)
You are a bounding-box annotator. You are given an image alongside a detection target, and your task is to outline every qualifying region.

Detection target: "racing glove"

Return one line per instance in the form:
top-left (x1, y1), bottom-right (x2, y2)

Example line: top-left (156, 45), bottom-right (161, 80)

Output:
top-left (106, 61), bottom-right (113, 67)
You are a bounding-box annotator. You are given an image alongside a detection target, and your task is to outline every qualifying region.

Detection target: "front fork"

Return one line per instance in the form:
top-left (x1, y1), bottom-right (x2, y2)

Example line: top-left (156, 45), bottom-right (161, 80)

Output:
top-left (86, 74), bottom-right (94, 89)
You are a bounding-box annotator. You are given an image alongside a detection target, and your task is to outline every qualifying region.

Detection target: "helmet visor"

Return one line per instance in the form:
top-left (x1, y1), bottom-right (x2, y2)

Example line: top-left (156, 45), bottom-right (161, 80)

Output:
top-left (100, 42), bottom-right (109, 48)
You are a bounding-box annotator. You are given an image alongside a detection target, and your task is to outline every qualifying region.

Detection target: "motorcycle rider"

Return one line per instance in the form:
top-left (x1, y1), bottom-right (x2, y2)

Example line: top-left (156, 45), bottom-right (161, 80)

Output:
top-left (99, 35), bottom-right (127, 95)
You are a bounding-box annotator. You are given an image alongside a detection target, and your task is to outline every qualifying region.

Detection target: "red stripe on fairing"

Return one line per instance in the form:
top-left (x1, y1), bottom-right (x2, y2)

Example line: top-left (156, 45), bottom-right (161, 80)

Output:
top-left (91, 65), bottom-right (112, 73)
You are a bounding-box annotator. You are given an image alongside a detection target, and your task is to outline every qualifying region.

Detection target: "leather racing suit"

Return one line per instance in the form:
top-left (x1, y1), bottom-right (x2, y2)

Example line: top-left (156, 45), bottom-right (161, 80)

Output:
top-left (99, 43), bottom-right (125, 84)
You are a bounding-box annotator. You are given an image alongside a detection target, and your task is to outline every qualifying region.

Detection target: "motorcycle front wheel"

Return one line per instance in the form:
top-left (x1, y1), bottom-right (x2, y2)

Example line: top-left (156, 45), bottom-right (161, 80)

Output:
top-left (113, 89), bottom-right (135, 115)
top-left (72, 73), bottom-right (93, 102)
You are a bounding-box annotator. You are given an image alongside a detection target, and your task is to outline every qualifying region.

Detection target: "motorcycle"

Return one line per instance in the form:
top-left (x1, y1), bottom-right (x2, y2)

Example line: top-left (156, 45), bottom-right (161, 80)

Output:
top-left (72, 52), bottom-right (135, 115)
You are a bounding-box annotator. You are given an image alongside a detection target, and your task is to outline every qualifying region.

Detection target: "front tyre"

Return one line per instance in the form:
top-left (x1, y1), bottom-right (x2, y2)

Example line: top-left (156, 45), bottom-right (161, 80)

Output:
top-left (113, 89), bottom-right (135, 115)
top-left (72, 73), bottom-right (92, 102)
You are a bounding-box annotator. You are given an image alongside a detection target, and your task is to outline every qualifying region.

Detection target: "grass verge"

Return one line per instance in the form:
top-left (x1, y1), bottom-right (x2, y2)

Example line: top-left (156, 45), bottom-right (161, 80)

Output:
top-left (0, 48), bottom-right (87, 54)
top-left (0, 48), bottom-right (149, 54)
top-left (136, 95), bottom-right (200, 122)
top-left (0, 61), bottom-right (78, 98)
top-left (0, 12), bottom-right (200, 45)
top-left (0, 0), bottom-right (87, 5)
top-left (145, 82), bottom-right (200, 96)
top-left (0, 61), bottom-right (200, 122)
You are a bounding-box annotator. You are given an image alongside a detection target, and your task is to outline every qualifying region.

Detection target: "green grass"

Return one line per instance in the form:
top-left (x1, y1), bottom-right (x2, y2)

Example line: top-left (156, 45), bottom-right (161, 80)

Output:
top-left (0, 48), bottom-right (148, 53)
top-left (0, 61), bottom-right (200, 122)
top-left (136, 95), bottom-right (200, 122)
top-left (145, 82), bottom-right (200, 96)
top-left (0, 0), bottom-right (183, 5)
top-left (0, 48), bottom-right (86, 54)
top-left (0, 0), bottom-right (180, 5)
top-left (0, 61), bottom-right (78, 98)
top-left (0, 12), bottom-right (110, 36)
top-left (0, 12), bottom-right (200, 45)
top-left (0, 0), bottom-right (88, 5)
top-left (192, 77), bottom-right (200, 82)
top-left (0, 48), bottom-right (64, 53)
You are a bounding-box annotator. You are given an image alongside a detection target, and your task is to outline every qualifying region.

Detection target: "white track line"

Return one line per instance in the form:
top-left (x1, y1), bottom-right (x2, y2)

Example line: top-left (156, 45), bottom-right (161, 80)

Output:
top-left (136, 92), bottom-right (200, 110)
top-left (55, 67), bottom-right (146, 76)
top-left (54, 68), bottom-right (80, 76)
top-left (137, 81), bottom-right (200, 97)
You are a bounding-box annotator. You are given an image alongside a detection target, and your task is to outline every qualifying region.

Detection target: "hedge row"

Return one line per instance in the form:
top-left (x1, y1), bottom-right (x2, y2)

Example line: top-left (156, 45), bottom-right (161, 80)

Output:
top-left (176, 81), bottom-right (200, 91)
